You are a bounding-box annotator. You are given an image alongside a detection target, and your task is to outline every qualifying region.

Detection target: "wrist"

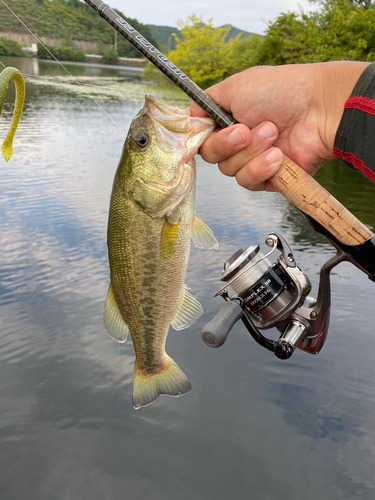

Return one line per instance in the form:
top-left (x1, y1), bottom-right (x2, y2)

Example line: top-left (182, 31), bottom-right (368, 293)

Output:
top-left (319, 61), bottom-right (370, 156)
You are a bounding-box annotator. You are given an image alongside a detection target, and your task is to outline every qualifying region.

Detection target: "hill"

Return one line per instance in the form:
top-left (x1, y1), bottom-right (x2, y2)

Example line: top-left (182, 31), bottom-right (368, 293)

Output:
top-left (147, 23), bottom-right (261, 51)
top-left (146, 25), bottom-right (182, 51)
top-left (221, 24), bottom-right (261, 40)
top-left (0, 0), bottom-right (158, 58)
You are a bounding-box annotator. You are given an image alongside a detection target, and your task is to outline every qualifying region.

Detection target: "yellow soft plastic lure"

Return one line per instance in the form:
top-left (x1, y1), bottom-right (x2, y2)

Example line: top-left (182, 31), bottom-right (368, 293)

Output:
top-left (0, 67), bottom-right (25, 162)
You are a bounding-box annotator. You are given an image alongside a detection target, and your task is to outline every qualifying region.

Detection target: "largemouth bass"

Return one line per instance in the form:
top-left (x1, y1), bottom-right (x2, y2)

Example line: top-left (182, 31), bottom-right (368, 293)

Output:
top-left (0, 67), bottom-right (25, 161)
top-left (105, 95), bottom-right (217, 409)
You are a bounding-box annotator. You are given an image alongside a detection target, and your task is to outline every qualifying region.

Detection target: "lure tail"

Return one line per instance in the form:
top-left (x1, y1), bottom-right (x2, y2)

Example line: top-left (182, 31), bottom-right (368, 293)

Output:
top-left (132, 355), bottom-right (191, 409)
top-left (0, 67), bottom-right (25, 162)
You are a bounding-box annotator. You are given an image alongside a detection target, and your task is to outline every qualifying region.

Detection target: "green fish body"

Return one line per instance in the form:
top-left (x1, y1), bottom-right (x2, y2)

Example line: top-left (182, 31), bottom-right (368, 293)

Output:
top-left (0, 67), bottom-right (25, 161)
top-left (105, 95), bottom-right (217, 409)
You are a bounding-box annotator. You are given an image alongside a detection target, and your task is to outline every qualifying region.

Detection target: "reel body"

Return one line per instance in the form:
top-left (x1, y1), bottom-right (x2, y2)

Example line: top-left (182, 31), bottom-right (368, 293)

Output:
top-left (202, 231), bottom-right (353, 359)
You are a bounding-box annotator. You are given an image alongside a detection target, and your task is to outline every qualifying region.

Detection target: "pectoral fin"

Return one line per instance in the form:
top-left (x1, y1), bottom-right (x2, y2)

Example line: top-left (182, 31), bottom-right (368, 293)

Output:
top-left (160, 219), bottom-right (180, 260)
top-left (104, 283), bottom-right (129, 343)
top-left (192, 213), bottom-right (218, 249)
top-left (171, 287), bottom-right (203, 330)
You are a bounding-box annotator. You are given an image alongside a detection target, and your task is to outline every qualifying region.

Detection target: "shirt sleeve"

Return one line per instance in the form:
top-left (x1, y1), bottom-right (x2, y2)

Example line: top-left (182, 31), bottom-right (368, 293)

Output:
top-left (334, 61), bottom-right (375, 183)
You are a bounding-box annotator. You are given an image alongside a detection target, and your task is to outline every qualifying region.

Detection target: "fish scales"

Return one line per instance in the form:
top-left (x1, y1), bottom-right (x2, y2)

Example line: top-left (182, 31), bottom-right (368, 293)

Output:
top-left (108, 177), bottom-right (194, 365)
top-left (105, 95), bottom-right (217, 409)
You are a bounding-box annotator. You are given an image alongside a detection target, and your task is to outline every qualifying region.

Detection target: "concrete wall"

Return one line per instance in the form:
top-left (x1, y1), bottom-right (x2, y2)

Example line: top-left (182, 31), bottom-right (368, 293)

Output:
top-left (0, 31), bottom-right (147, 68)
top-left (0, 31), bottom-right (101, 54)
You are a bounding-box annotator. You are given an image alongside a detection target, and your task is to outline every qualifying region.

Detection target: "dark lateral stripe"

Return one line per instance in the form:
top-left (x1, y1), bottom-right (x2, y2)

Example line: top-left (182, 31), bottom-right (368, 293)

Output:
top-left (345, 96), bottom-right (375, 116)
top-left (333, 147), bottom-right (375, 183)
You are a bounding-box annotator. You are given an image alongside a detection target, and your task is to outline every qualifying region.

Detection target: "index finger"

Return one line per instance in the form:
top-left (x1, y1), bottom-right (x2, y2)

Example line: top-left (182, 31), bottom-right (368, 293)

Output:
top-left (198, 124), bottom-right (252, 164)
top-left (190, 101), bottom-right (210, 118)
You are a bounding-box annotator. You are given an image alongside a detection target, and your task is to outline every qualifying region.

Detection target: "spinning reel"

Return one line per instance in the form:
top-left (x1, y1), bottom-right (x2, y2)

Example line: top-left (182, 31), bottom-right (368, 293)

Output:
top-left (202, 216), bottom-right (375, 359)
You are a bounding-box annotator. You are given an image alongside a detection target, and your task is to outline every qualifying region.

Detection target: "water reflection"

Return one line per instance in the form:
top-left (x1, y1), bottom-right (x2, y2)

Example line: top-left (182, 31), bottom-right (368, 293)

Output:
top-left (1, 54), bottom-right (145, 78)
top-left (1, 58), bottom-right (375, 500)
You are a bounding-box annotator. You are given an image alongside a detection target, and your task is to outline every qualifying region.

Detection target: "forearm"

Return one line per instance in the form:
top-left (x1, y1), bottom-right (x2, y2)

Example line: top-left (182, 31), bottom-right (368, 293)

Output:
top-left (317, 61), bottom-right (370, 154)
top-left (333, 61), bottom-right (375, 182)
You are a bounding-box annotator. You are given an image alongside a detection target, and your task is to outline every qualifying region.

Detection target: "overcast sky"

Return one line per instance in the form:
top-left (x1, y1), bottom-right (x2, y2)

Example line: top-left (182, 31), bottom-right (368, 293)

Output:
top-left (108, 0), bottom-right (315, 35)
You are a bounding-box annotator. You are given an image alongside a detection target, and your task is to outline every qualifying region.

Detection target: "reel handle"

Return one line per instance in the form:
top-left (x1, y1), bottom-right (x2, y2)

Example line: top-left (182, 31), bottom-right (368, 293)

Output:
top-left (271, 154), bottom-right (374, 246)
top-left (201, 301), bottom-right (243, 348)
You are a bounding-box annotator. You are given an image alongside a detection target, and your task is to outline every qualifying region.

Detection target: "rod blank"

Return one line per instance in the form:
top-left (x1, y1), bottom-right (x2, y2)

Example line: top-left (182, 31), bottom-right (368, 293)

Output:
top-left (83, 0), bottom-right (236, 128)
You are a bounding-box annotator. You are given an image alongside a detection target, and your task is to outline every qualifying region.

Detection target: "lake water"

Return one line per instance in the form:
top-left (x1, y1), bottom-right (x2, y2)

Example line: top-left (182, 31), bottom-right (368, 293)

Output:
top-left (2, 56), bottom-right (375, 500)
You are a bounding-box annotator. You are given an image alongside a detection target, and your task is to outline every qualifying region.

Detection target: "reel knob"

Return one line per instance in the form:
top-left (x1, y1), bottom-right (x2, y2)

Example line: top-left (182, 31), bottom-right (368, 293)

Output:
top-left (201, 301), bottom-right (243, 348)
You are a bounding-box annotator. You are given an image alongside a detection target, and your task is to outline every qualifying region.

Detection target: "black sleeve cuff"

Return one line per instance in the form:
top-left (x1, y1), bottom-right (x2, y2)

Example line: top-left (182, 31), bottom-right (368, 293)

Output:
top-left (333, 61), bottom-right (375, 183)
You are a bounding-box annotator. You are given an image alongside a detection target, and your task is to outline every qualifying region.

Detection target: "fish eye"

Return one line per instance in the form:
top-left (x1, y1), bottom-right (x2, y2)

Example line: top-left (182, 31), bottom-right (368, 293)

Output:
top-left (134, 133), bottom-right (150, 149)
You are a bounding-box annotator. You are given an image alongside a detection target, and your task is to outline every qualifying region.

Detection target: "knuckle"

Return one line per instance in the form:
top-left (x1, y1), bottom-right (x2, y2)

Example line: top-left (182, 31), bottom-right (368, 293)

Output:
top-left (235, 162), bottom-right (265, 191)
top-left (211, 138), bottom-right (223, 160)
top-left (218, 160), bottom-right (235, 177)
top-left (235, 167), bottom-right (252, 188)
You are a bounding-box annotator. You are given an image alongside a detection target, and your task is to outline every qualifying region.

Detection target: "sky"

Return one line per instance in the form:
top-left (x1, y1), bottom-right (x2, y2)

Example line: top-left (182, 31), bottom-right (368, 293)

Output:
top-left (109, 0), bottom-right (316, 35)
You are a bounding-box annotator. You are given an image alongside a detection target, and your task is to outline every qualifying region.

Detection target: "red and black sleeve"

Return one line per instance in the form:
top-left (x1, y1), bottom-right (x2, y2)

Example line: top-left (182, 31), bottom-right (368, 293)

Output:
top-left (334, 62), bottom-right (375, 183)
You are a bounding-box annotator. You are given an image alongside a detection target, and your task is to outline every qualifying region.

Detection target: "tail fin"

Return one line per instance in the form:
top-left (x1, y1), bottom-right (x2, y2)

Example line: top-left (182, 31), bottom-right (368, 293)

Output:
top-left (132, 356), bottom-right (191, 409)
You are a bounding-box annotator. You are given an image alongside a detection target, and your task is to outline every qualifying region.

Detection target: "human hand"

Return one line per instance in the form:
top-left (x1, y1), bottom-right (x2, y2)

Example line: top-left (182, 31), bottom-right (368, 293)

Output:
top-left (190, 62), bottom-right (369, 191)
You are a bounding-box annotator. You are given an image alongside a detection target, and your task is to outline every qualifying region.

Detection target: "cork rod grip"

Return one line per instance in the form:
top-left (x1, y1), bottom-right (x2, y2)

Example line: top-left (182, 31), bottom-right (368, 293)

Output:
top-left (270, 154), bottom-right (373, 245)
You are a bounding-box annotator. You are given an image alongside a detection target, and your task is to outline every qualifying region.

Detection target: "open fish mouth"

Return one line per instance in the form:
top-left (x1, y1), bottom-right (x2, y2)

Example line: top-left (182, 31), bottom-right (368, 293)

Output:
top-left (145, 95), bottom-right (192, 132)
top-left (144, 94), bottom-right (215, 158)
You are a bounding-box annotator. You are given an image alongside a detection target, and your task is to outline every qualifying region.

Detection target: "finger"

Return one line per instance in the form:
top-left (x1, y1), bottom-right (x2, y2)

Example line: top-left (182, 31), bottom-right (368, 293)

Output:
top-left (189, 79), bottom-right (235, 119)
top-left (190, 101), bottom-right (209, 118)
top-left (198, 124), bottom-right (252, 164)
top-left (235, 147), bottom-right (283, 192)
top-left (218, 121), bottom-right (278, 177)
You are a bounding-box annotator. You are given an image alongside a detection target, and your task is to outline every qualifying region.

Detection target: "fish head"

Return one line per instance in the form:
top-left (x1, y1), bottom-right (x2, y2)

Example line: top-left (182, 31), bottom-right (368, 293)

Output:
top-left (121, 95), bottom-right (215, 218)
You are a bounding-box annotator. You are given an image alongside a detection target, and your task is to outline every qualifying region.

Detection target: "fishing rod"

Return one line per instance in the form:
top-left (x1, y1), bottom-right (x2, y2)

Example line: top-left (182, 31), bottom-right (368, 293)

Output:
top-left (83, 0), bottom-right (375, 359)
top-left (83, 0), bottom-right (235, 128)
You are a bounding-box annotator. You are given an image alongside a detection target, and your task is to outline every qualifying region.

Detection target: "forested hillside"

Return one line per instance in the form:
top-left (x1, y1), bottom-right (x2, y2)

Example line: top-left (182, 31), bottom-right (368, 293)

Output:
top-left (147, 23), bottom-right (257, 51)
top-left (0, 0), bottom-right (159, 57)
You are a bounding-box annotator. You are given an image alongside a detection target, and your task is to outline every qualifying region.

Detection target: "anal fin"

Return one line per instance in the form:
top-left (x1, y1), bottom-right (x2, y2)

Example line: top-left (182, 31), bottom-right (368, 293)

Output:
top-left (171, 287), bottom-right (203, 330)
top-left (104, 283), bottom-right (129, 343)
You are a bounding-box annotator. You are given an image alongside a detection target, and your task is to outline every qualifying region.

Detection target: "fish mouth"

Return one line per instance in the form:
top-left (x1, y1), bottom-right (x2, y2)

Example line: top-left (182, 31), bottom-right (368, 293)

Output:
top-left (144, 94), bottom-right (215, 158)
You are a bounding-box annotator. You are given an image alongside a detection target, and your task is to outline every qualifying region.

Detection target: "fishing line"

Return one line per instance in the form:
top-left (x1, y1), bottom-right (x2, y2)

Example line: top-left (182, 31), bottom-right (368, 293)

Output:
top-left (195, 185), bottom-right (248, 221)
top-left (0, 0), bottom-right (125, 132)
top-left (0, 2), bottom-right (240, 216)
top-left (20, 73), bottom-right (146, 96)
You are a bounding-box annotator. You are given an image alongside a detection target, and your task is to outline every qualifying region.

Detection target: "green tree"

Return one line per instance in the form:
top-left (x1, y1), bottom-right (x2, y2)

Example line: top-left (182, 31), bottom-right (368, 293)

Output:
top-left (101, 47), bottom-right (118, 65)
top-left (37, 41), bottom-right (85, 61)
top-left (232, 35), bottom-right (264, 73)
top-left (256, 0), bottom-right (375, 65)
top-left (166, 15), bottom-right (241, 89)
top-left (310, 0), bottom-right (373, 7)
top-left (0, 37), bottom-right (26, 57)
